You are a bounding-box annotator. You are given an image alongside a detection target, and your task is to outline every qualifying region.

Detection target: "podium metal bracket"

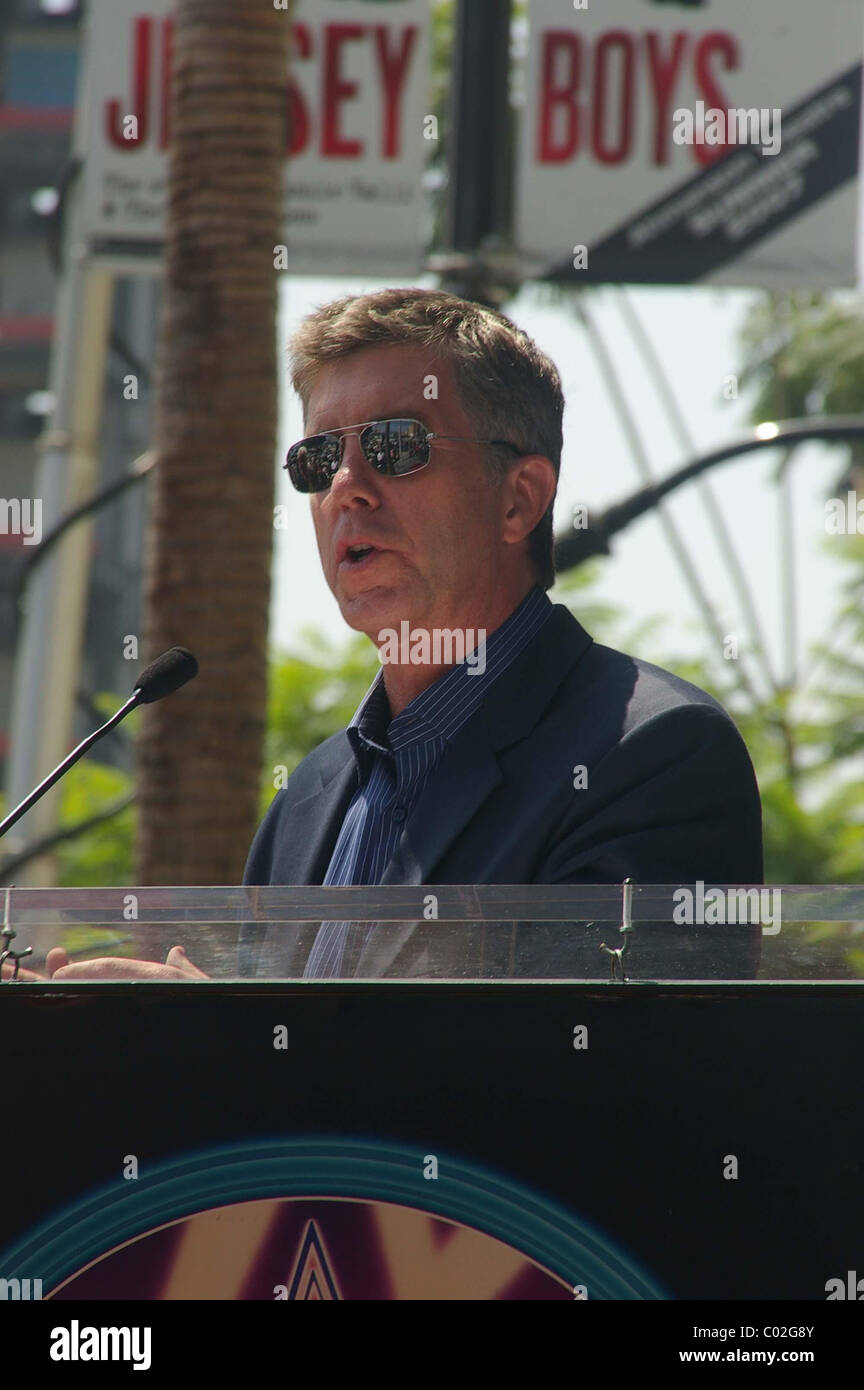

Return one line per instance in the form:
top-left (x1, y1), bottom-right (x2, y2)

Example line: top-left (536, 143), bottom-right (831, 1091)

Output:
top-left (0, 886), bottom-right (32, 984)
top-left (600, 878), bottom-right (634, 982)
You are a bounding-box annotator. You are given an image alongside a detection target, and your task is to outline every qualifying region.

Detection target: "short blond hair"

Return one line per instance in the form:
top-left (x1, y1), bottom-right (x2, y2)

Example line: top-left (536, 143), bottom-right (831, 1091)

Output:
top-left (287, 287), bottom-right (563, 589)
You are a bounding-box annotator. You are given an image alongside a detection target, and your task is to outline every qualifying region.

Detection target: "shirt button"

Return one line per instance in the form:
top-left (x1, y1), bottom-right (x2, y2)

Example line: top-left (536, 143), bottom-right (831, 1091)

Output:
top-left (393, 805), bottom-right (407, 823)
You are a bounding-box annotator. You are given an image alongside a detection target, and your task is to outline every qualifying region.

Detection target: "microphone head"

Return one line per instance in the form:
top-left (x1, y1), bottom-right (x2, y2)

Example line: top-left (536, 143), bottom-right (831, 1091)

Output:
top-left (133, 647), bottom-right (198, 704)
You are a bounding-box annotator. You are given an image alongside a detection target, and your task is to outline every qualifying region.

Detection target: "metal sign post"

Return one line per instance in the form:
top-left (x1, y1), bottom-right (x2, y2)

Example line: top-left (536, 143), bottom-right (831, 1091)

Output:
top-left (2, 3), bottom-right (115, 884)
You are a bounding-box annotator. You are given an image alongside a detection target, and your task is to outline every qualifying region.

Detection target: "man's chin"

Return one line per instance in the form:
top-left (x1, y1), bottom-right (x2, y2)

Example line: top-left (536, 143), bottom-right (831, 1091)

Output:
top-left (336, 585), bottom-right (407, 640)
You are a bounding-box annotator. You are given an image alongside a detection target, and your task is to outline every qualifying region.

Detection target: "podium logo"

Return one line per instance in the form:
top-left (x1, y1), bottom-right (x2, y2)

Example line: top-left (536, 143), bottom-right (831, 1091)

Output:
top-left (0, 1277), bottom-right (42, 1300)
top-left (274, 1220), bottom-right (342, 1300)
top-left (49, 1322), bottom-right (152, 1371)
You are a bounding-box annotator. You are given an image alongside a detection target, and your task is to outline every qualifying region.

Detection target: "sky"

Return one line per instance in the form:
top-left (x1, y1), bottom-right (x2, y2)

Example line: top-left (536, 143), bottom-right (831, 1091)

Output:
top-left (271, 273), bottom-right (850, 708)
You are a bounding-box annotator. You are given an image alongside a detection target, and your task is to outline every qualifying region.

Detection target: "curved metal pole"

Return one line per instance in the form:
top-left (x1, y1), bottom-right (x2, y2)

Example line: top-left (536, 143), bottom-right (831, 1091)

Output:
top-left (614, 288), bottom-right (777, 692)
top-left (569, 293), bottom-right (741, 695)
top-left (554, 416), bottom-right (864, 569)
top-left (12, 450), bottom-right (156, 605)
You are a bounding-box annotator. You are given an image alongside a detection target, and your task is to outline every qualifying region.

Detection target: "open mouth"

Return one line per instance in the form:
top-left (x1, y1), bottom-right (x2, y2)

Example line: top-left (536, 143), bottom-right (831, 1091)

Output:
top-left (343, 545), bottom-right (383, 567)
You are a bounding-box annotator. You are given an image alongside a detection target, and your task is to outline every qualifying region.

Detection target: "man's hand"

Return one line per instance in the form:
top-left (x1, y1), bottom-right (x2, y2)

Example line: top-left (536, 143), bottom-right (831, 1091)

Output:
top-left (0, 957), bottom-right (46, 982)
top-left (1, 945), bottom-right (208, 981)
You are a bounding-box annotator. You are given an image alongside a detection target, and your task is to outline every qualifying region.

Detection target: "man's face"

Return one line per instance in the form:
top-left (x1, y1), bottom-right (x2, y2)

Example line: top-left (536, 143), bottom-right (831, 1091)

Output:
top-left (303, 344), bottom-right (514, 640)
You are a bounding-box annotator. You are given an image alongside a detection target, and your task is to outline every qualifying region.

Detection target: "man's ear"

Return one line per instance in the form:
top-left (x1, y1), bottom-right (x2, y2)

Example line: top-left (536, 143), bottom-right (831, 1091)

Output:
top-left (501, 455), bottom-right (558, 545)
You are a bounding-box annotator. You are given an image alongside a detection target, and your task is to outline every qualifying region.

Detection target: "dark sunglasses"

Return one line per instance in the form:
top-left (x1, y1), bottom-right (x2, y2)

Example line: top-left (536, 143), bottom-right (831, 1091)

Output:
top-left (284, 417), bottom-right (521, 494)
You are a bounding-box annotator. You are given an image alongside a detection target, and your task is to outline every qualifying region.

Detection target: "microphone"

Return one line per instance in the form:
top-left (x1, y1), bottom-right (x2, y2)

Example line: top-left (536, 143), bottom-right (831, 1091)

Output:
top-left (0, 647), bottom-right (198, 840)
top-left (133, 646), bottom-right (199, 703)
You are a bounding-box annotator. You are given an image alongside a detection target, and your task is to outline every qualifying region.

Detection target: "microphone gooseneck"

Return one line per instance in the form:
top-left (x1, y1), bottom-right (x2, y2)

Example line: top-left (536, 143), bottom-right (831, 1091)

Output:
top-left (0, 648), bottom-right (199, 840)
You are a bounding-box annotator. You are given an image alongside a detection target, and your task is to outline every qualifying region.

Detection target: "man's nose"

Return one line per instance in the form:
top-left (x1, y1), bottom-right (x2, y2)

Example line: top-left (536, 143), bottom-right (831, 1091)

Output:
top-left (328, 435), bottom-right (381, 503)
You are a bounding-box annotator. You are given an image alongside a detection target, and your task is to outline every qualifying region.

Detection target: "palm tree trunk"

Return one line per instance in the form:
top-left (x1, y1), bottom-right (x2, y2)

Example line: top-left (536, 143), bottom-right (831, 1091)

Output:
top-left (136, 0), bottom-right (291, 883)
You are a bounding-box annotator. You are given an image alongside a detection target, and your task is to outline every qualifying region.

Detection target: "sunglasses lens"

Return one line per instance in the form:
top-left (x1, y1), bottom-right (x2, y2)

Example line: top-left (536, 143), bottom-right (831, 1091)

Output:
top-left (362, 420), bottom-right (429, 476)
top-left (285, 420), bottom-right (430, 492)
top-left (286, 435), bottom-right (341, 493)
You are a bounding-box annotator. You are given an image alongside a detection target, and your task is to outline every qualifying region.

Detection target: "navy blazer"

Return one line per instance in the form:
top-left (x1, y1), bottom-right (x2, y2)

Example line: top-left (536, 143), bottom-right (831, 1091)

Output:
top-left (243, 604), bottom-right (764, 979)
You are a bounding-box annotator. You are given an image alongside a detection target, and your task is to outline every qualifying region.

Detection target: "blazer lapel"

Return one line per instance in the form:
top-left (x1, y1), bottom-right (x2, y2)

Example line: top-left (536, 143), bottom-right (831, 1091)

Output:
top-left (245, 738), bottom-right (358, 976)
top-left (352, 732), bottom-right (502, 977)
top-left (276, 738), bottom-right (358, 885)
top-left (380, 732), bottom-right (503, 886)
top-left (354, 605), bottom-right (594, 977)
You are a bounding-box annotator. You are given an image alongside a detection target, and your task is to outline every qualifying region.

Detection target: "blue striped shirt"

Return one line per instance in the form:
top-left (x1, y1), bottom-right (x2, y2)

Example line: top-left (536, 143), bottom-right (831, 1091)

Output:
top-left (303, 585), bottom-right (553, 976)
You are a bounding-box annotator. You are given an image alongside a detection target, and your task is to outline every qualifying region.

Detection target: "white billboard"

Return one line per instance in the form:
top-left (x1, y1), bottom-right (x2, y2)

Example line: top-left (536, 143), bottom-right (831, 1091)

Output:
top-left (517, 0), bottom-right (864, 286)
top-left (77, 0), bottom-right (431, 276)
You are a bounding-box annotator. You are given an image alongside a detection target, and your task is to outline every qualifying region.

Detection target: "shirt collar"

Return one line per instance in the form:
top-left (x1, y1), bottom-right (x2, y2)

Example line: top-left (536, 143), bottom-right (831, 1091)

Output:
top-left (348, 585), bottom-right (553, 761)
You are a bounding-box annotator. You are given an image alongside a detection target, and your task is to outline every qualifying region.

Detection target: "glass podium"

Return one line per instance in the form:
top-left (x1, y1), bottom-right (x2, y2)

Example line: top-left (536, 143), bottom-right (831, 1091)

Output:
top-left (1, 884), bottom-right (861, 1301)
top-left (2, 881), bottom-right (860, 980)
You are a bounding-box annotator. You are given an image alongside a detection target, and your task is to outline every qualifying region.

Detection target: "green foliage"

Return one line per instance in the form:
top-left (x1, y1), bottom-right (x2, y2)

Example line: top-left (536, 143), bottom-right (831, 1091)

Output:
top-left (549, 561), bottom-right (623, 635)
top-left (55, 759), bottom-right (135, 887)
top-left (730, 293), bottom-right (864, 900)
top-left (737, 290), bottom-right (864, 484)
top-left (737, 291), bottom-right (864, 422)
top-left (262, 629), bottom-right (380, 814)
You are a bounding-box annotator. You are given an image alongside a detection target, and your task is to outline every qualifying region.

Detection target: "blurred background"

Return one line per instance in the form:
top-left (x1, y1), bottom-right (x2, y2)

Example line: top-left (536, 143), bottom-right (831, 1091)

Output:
top-left (0, 0), bottom-right (861, 972)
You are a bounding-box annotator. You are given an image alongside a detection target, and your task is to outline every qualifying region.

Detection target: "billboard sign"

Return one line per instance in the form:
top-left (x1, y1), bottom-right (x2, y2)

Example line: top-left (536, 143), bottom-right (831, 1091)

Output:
top-left (77, 0), bottom-right (430, 275)
top-left (517, 0), bottom-right (864, 286)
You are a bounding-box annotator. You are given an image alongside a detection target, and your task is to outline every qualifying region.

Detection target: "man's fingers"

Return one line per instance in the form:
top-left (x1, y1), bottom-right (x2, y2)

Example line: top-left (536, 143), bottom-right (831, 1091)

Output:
top-left (6, 945), bottom-right (208, 982)
top-left (50, 952), bottom-right (209, 981)
top-left (51, 956), bottom-right (182, 980)
top-left (51, 956), bottom-right (141, 979)
top-left (165, 945), bottom-right (209, 978)
top-left (1, 959), bottom-right (47, 982)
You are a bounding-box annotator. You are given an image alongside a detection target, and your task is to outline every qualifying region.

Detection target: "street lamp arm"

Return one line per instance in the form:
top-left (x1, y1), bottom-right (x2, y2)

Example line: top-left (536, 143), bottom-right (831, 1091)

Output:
top-left (554, 415), bottom-right (864, 572)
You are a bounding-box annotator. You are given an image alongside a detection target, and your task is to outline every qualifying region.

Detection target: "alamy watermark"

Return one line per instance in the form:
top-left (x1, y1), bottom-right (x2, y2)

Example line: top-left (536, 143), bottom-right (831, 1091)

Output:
top-left (673, 103), bottom-right (782, 156)
top-left (377, 623), bottom-right (487, 675)
top-left (673, 881), bottom-right (781, 936)
top-left (825, 492), bottom-right (863, 534)
top-left (49, 1321), bottom-right (152, 1370)
top-left (0, 497), bottom-right (42, 545)
top-left (825, 1270), bottom-right (864, 1299)
top-left (0, 1276), bottom-right (42, 1299)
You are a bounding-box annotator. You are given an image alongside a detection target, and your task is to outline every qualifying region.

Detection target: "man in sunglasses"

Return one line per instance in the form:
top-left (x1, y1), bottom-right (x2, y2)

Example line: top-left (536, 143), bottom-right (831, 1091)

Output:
top-left (239, 287), bottom-right (764, 982)
top-left (35, 287), bottom-right (762, 983)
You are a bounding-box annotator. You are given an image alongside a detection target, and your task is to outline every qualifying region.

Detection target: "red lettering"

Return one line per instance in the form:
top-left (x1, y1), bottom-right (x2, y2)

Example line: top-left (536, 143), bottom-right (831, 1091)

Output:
top-left (105, 16), bottom-right (151, 149)
top-left (538, 31), bottom-right (581, 162)
top-left (534, 25), bottom-right (750, 171)
top-left (373, 25), bottom-right (418, 159)
top-left (287, 23), bottom-right (313, 156)
top-left (322, 24), bottom-right (364, 158)
top-left (644, 30), bottom-right (687, 166)
top-left (694, 31), bottom-right (739, 166)
top-left (591, 31), bottom-right (634, 165)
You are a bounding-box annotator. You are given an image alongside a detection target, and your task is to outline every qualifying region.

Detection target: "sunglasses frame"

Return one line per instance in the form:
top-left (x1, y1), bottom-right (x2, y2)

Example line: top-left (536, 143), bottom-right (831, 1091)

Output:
top-left (284, 417), bottom-right (522, 494)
